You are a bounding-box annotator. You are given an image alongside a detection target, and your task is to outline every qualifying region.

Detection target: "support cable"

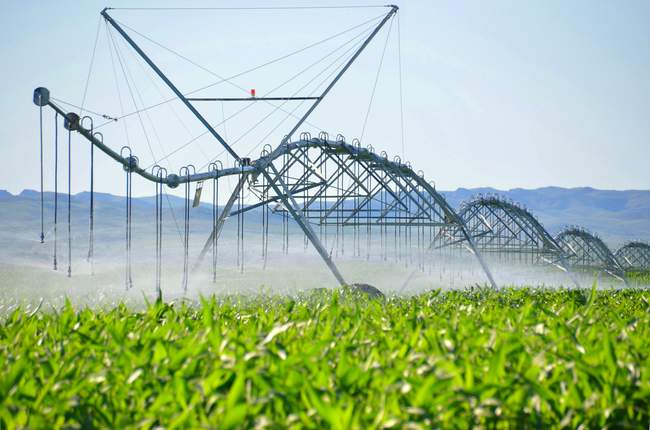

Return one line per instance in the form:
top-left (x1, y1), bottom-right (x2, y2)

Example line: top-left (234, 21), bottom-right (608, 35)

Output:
top-left (107, 23), bottom-right (184, 244)
top-left (203, 24), bottom-right (375, 169)
top-left (239, 164), bottom-right (245, 273)
top-left (53, 113), bottom-right (59, 270)
top-left (261, 162), bottom-right (269, 269)
top-left (211, 167), bottom-right (219, 283)
top-left (155, 176), bottom-right (160, 294)
top-left (154, 167), bottom-right (165, 300)
top-left (109, 6), bottom-right (389, 11)
top-left (108, 27), bottom-right (160, 169)
top-left (128, 166), bottom-right (133, 289)
top-left (366, 160), bottom-right (371, 260)
top-left (180, 166), bottom-right (192, 292)
top-left (106, 21), bottom-right (132, 149)
top-left (303, 150), bottom-right (308, 251)
top-left (141, 20), bottom-right (375, 175)
top-left (360, 14), bottom-right (394, 142)
top-left (397, 13), bottom-right (405, 160)
top-left (39, 105), bottom-right (44, 244)
top-left (94, 13), bottom-right (385, 129)
top-left (67, 128), bottom-right (72, 277)
top-left (124, 156), bottom-right (134, 290)
top-left (237, 166), bottom-right (242, 269)
top-left (119, 34), bottom-right (195, 170)
top-left (79, 16), bottom-right (102, 117)
top-left (51, 97), bottom-right (117, 122)
top-left (283, 152), bottom-right (289, 255)
top-left (85, 118), bottom-right (95, 275)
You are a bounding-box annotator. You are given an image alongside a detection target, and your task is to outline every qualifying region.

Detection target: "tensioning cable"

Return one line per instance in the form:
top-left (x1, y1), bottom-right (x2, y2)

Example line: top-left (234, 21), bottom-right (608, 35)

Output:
top-left (360, 13), bottom-right (395, 142)
top-left (107, 5), bottom-right (389, 11)
top-left (80, 16), bottom-right (101, 118)
top-left (94, 11), bottom-right (386, 130)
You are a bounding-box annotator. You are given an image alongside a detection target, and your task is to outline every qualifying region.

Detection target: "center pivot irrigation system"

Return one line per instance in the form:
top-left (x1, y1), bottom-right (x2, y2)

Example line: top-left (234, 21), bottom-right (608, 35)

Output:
top-left (32, 6), bottom-right (644, 297)
top-left (33, 5), bottom-right (500, 298)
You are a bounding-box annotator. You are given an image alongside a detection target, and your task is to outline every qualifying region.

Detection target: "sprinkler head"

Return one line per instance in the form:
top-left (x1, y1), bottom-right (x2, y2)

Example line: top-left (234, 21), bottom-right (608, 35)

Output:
top-left (64, 113), bottom-right (80, 131)
top-left (122, 156), bottom-right (139, 172)
top-left (166, 173), bottom-right (180, 189)
top-left (33, 87), bottom-right (50, 106)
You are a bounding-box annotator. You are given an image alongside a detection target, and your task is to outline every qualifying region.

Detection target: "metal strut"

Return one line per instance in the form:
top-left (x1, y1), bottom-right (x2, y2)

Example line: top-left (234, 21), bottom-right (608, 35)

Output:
top-left (264, 165), bottom-right (346, 285)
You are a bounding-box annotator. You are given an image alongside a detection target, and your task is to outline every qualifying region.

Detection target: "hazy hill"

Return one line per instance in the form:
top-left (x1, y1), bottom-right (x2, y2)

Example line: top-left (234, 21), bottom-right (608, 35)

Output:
top-left (440, 187), bottom-right (650, 246)
top-left (2, 187), bottom-right (649, 250)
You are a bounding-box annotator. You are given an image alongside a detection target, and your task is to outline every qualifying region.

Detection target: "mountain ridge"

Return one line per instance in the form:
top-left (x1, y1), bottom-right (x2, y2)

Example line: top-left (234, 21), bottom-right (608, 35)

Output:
top-left (2, 187), bottom-right (648, 247)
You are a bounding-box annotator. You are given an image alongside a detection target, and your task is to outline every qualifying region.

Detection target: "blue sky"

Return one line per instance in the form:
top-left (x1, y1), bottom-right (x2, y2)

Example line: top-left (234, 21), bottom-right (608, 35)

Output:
top-left (1, 0), bottom-right (648, 197)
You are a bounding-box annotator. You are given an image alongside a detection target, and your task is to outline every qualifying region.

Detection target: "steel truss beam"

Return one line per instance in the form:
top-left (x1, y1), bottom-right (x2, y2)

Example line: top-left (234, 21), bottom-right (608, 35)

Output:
top-left (443, 195), bottom-right (563, 259)
top-left (439, 195), bottom-right (581, 287)
top-left (249, 137), bottom-right (498, 288)
top-left (615, 242), bottom-right (650, 271)
top-left (556, 227), bottom-right (628, 283)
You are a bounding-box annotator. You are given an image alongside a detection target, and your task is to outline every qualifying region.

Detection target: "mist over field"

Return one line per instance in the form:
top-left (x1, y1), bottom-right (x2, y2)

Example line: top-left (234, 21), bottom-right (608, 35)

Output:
top-left (0, 187), bottom-right (646, 307)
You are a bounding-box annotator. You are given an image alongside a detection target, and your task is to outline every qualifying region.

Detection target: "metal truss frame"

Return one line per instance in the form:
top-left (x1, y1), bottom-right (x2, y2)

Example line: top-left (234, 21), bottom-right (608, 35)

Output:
top-left (451, 195), bottom-right (561, 259)
top-left (34, 5), bottom-right (501, 289)
top-left (615, 242), bottom-right (650, 271)
top-left (437, 194), bottom-right (580, 286)
top-left (555, 227), bottom-right (628, 283)
top-left (39, 98), bottom-right (499, 288)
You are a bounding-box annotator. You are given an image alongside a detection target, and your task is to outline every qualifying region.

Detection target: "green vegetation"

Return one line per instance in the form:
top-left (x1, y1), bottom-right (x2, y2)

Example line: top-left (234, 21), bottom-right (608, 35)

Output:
top-left (1, 287), bottom-right (650, 429)
top-left (627, 270), bottom-right (650, 286)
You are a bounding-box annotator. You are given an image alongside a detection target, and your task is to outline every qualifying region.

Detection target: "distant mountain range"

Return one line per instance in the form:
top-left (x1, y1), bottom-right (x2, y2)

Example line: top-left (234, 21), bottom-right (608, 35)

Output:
top-left (439, 187), bottom-right (650, 247)
top-left (2, 187), bottom-right (649, 249)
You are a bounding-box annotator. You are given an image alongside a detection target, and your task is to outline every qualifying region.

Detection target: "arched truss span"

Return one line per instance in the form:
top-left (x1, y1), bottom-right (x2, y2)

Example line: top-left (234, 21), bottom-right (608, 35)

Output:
top-left (249, 134), bottom-right (460, 231)
top-left (615, 242), bottom-right (650, 271)
top-left (555, 227), bottom-right (627, 281)
top-left (241, 134), bottom-right (496, 285)
top-left (441, 195), bottom-right (565, 264)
